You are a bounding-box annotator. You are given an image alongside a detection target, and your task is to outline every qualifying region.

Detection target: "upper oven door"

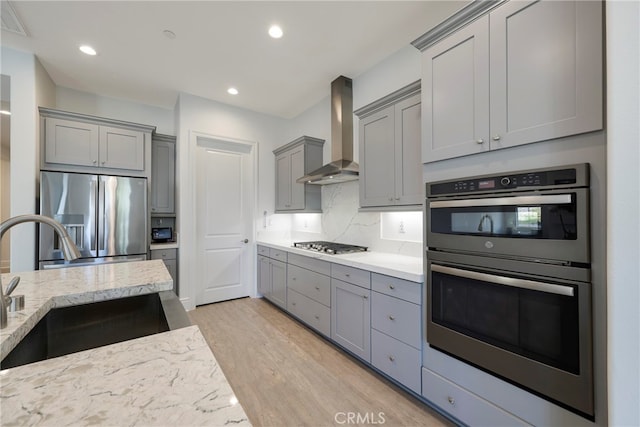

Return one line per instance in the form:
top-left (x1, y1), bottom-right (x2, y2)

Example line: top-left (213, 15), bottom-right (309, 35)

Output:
top-left (427, 188), bottom-right (590, 264)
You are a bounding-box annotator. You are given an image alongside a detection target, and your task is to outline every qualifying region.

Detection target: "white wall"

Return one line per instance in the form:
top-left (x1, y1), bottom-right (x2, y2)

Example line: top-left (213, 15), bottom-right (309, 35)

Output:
top-left (175, 92), bottom-right (286, 310)
top-left (0, 47), bottom-right (55, 272)
top-left (56, 87), bottom-right (175, 135)
top-left (606, 1), bottom-right (640, 425)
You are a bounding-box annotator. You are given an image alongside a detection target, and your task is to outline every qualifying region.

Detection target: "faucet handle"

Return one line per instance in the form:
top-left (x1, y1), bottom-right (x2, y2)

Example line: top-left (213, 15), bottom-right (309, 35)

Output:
top-left (5, 276), bottom-right (20, 296)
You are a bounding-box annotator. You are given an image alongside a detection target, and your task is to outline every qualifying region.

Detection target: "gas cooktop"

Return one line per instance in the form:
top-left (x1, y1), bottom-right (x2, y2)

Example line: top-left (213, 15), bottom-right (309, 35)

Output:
top-left (293, 241), bottom-right (368, 255)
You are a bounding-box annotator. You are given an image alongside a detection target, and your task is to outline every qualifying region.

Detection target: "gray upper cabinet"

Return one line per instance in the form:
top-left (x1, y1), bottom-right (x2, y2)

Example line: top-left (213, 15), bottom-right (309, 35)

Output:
top-left (40, 108), bottom-right (154, 176)
top-left (273, 136), bottom-right (324, 213)
top-left (417, 0), bottom-right (603, 163)
top-left (356, 82), bottom-right (422, 210)
top-left (151, 134), bottom-right (176, 215)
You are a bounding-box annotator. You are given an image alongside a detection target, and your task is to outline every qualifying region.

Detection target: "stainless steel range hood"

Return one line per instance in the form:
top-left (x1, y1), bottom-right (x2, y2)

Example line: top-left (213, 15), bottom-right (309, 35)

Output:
top-left (297, 76), bottom-right (358, 185)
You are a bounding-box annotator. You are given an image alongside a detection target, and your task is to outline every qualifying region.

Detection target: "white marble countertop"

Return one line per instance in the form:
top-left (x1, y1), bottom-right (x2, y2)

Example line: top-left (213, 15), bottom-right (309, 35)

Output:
top-left (256, 240), bottom-right (424, 283)
top-left (0, 261), bottom-right (251, 426)
top-left (0, 325), bottom-right (250, 426)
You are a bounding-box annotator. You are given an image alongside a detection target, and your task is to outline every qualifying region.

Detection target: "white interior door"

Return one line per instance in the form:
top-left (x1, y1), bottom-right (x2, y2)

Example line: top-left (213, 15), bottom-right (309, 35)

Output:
top-left (195, 138), bottom-right (254, 306)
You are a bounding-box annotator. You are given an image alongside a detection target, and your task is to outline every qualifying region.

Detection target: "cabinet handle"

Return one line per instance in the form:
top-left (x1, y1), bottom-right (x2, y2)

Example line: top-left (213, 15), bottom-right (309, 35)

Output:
top-left (362, 295), bottom-right (368, 299)
top-left (315, 286), bottom-right (320, 290)
top-left (92, 160), bottom-right (98, 164)
top-left (388, 355), bottom-right (395, 362)
top-left (388, 197), bottom-right (394, 202)
top-left (314, 315), bottom-right (320, 320)
top-left (492, 135), bottom-right (501, 141)
top-left (345, 273), bottom-right (350, 277)
top-left (447, 396), bottom-right (455, 406)
top-left (292, 302), bottom-right (296, 306)
top-left (241, 239), bottom-right (249, 243)
top-left (388, 315), bottom-right (395, 321)
top-left (292, 277), bottom-right (296, 281)
top-left (395, 197), bottom-right (400, 201)
top-left (101, 161), bottom-right (106, 165)
top-left (388, 284), bottom-right (395, 290)
top-left (476, 139), bottom-right (484, 145)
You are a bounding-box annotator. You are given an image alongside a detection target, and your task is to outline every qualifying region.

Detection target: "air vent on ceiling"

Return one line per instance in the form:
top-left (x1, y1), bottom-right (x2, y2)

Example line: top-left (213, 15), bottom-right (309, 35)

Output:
top-left (1, 1), bottom-right (28, 36)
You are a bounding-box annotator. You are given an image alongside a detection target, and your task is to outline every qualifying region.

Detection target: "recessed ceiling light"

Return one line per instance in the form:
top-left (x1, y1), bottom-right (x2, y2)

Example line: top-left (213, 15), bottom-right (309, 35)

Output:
top-left (227, 87), bottom-right (239, 95)
top-left (79, 45), bottom-right (97, 56)
top-left (268, 25), bottom-right (283, 39)
top-left (0, 110), bottom-right (11, 116)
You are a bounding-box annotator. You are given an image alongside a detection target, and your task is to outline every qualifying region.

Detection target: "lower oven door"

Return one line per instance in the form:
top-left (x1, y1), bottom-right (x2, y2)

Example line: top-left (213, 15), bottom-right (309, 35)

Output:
top-left (426, 250), bottom-right (593, 418)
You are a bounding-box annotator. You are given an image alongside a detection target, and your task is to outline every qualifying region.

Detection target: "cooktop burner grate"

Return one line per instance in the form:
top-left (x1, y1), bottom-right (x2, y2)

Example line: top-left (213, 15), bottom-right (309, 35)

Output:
top-left (293, 241), bottom-right (368, 255)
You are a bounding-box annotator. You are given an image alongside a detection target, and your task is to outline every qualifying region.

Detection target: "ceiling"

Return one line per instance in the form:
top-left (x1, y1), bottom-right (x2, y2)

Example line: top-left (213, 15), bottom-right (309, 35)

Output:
top-left (1, 1), bottom-right (466, 119)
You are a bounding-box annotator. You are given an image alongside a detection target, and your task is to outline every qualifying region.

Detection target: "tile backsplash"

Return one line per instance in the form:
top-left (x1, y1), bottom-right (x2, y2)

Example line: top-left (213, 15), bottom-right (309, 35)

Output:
top-left (258, 181), bottom-right (423, 258)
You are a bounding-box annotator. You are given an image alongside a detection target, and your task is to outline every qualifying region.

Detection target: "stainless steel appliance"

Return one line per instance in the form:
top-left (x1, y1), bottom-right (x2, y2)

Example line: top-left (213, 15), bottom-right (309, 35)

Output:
top-left (293, 241), bottom-right (367, 255)
top-left (39, 171), bottom-right (148, 269)
top-left (425, 164), bottom-right (594, 419)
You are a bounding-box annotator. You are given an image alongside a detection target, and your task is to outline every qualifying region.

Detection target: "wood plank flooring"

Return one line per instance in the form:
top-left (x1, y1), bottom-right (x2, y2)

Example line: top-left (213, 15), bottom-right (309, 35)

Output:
top-left (188, 297), bottom-right (453, 427)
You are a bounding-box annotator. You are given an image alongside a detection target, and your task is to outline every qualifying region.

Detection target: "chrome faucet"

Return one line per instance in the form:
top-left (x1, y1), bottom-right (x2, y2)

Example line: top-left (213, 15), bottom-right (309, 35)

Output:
top-left (477, 214), bottom-right (494, 234)
top-left (0, 214), bottom-right (81, 329)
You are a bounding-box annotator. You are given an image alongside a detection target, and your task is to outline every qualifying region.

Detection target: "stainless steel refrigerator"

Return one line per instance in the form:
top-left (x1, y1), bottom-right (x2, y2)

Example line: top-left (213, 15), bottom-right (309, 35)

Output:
top-left (39, 171), bottom-right (148, 269)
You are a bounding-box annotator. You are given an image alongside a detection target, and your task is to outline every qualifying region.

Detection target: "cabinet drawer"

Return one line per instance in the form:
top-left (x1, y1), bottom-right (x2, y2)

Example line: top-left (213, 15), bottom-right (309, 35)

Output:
top-left (372, 273), bottom-right (421, 304)
top-left (257, 245), bottom-right (270, 256)
top-left (287, 264), bottom-right (330, 307)
top-left (371, 292), bottom-right (421, 349)
top-left (421, 367), bottom-right (530, 426)
top-left (331, 264), bottom-right (371, 289)
top-left (269, 248), bottom-right (288, 262)
top-left (371, 329), bottom-right (421, 394)
top-left (288, 253), bottom-right (331, 276)
top-left (287, 289), bottom-right (331, 338)
top-left (151, 249), bottom-right (177, 260)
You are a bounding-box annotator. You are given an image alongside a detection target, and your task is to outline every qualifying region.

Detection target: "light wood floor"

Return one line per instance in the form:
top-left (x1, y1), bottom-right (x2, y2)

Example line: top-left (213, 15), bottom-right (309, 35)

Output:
top-left (189, 297), bottom-right (453, 427)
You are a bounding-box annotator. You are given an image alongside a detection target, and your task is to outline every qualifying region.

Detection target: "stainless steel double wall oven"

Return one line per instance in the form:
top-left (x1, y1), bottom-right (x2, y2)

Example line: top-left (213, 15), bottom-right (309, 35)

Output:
top-left (425, 164), bottom-right (594, 419)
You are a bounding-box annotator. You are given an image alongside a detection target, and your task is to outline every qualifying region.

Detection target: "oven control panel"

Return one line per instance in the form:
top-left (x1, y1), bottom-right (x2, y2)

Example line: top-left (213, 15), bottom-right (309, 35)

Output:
top-left (429, 166), bottom-right (582, 196)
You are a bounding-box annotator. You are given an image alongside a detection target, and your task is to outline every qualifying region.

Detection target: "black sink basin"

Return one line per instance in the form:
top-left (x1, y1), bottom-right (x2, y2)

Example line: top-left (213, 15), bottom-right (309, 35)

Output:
top-left (1, 291), bottom-right (191, 370)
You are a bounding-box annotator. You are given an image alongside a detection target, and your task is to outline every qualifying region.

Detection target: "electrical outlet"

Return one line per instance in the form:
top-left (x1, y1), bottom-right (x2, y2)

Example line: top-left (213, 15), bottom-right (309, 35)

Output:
top-left (399, 220), bottom-right (405, 233)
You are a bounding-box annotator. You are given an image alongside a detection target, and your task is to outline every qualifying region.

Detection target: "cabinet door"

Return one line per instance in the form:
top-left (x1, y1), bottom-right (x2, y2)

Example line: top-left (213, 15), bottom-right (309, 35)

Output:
top-left (99, 126), bottom-right (145, 170)
top-left (394, 94), bottom-right (422, 205)
top-left (331, 279), bottom-right (371, 362)
top-left (489, 0), bottom-right (602, 150)
top-left (422, 16), bottom-right (490, 163)
top-left (275, 153), bottom-right (291, 210)
top-left (270, 259), bottom-right (287, 309)
top-left (45, 117), bottom-right (99, 167)
top-left (289, 146), bottom-right (306, 210)
top-left (151, 139), bottom-right (176, 214)
top-left (258, 255), bottom-right (271, 296)
top-left (359, 105), bottom-right (396, 207)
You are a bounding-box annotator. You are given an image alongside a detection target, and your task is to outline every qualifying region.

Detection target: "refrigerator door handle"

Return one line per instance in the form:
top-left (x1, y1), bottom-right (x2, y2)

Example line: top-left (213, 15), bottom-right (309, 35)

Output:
top-left (90, 177), bottom-right (98, 254)
top-left (98, 177), bottom-right (106, 255)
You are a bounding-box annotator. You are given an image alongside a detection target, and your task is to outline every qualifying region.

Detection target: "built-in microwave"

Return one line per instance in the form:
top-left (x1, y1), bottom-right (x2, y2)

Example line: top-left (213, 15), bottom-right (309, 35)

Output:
top-left (424, 164), bottom-right (594, 419)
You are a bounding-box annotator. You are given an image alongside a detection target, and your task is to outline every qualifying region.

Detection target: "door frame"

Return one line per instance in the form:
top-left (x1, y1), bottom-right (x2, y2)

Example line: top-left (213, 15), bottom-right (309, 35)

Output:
top-left (181, 130), bottom-right (258, 310)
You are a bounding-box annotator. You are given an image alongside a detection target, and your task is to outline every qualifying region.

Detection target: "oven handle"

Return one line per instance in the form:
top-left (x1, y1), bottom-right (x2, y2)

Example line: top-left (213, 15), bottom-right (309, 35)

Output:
top-left (429, 194), bottom-right (572, 208)
top-left (431, 264), bottom-right (575, 297)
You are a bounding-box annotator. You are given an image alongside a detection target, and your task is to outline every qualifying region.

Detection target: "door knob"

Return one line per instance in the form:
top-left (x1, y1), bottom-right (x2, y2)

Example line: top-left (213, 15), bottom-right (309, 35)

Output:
top-left (241, 239), bottom-right (249, 243)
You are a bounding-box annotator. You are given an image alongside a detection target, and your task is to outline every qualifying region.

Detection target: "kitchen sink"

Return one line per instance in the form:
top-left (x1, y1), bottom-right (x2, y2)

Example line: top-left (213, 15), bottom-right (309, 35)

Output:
top-left (1, 291), bottom-right (191, 369)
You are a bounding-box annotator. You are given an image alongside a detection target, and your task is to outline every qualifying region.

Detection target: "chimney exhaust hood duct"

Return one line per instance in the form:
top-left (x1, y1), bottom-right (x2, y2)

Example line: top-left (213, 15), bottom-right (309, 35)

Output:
top-left (297, 76), bottom-right (358, 185)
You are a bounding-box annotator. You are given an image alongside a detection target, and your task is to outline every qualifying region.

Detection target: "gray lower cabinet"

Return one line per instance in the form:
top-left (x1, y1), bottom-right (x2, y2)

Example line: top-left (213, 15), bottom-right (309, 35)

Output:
top-left (356, 83), bottom-right (422, 209)
top-left (40, 108), bottom-right (152, 174)
top-left (151, 248), bottom-right (178, 294)
top-left (257, 246), bottom-right (288, 310)
top-left (331, 278), bottom-right (371, 362)
top-left (151, 134), bottom-right (176, 215)
top-left (421, 367), bottom-right (530, 426)
top-left (370, 274), bottom-right (422, 394)
top-left (287, 289), bottom-right (331, 338)
top-left (418, 0), bottom-right (603, 163)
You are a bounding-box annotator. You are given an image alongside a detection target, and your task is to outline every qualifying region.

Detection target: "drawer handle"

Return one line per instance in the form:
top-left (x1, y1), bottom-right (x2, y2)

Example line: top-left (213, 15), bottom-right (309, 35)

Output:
top-left (315, 286), bottom-right (320, 290)
top-left (314, 315), bottom-right (320, 320)
top-left (447, 396), bottom-right (455, 406)
top-left (362, 295), bottom-right (368, 299)
top-left (345, 273), bottom-right (351, 277)
top-left (389, 284), bottom-right (395, 290)
top-left (292, 302), bottom-right (296, 306)
top-left (388, 315), bottom-right (395, 321)
top-left (292, 277), bottom-right (297, 281)
top-left (388, 355), bottom-right (395, 362)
